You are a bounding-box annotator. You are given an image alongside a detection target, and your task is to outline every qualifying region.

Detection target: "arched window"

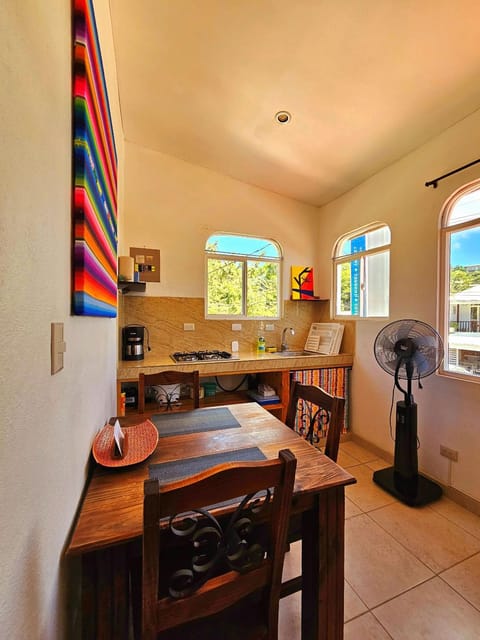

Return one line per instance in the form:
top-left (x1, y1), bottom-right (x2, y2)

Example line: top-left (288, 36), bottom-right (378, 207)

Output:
top-left (439, 181), bottom-right (480, 381)
top-left (333, 223), bottom-right (390, 318)
top-left (205, 234), bottom-right (282, 319)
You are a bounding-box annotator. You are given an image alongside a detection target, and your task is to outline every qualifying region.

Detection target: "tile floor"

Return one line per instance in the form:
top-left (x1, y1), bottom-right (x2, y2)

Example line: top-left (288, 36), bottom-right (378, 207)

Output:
top-left (279, 440), bottom-right (480, 639)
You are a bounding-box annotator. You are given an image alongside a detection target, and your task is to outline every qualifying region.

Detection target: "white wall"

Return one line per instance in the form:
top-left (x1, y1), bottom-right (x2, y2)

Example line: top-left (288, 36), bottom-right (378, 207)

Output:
top-left (317, 110), bottom-right (480, 502)
top-left (121, 142), bottom-right (320, 300)
top-left (0, 1), bottom-right (122, 638)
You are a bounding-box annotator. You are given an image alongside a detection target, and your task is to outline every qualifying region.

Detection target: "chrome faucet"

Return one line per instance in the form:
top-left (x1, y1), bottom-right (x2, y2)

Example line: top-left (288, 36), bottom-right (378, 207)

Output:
top-left (281, 327), bottom-right (295, 351)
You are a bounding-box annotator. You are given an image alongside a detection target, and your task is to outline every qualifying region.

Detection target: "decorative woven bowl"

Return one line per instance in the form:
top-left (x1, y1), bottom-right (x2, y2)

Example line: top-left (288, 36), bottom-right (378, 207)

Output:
top-left (92, 419), bottom-right (159, 468)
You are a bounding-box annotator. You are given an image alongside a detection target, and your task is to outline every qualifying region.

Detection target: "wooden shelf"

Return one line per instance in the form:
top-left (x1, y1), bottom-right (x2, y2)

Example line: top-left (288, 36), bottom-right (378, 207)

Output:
top-left (122, 388), bottom-right (284, 418)
top-left (118, 365), bottom-right (350, 425)
top-left (118, 281), bottom-right (146, 294)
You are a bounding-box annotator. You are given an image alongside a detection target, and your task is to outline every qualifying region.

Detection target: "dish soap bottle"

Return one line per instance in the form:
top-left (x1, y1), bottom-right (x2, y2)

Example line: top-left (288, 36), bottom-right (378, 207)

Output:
top-left (257, 322), bottom-right (266, 354)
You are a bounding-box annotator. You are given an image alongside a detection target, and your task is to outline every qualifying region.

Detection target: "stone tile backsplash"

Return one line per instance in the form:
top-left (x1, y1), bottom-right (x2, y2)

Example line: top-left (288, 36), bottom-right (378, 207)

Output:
top-left (118, 295), bottom-right (354, 357)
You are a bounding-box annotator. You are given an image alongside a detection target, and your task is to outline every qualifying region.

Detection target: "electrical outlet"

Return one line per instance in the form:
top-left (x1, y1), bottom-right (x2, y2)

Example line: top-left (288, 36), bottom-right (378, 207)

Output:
top-left (183, 323), bottom-right (195, 331)
top-left (440, 445), bottom-right (458, 462)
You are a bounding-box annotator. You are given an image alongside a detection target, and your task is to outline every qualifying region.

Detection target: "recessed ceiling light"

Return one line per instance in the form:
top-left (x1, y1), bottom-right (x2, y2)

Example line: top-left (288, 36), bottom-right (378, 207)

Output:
top-left (275, 110), bottom-right (291, 124)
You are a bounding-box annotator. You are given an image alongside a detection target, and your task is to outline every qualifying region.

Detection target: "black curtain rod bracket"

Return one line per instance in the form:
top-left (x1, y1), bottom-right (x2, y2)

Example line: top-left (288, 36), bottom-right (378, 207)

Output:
top-left (425, 157), bottom-right (480, 189)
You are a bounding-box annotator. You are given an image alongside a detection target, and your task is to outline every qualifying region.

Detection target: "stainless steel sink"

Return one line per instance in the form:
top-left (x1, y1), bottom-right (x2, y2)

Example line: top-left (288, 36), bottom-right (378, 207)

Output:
top-left (273, 350), bottom-right (319, 357)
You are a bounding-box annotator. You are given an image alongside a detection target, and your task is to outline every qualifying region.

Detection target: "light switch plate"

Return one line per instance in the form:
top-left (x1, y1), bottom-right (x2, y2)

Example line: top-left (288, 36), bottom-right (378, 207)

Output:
top-left (183, 323), bottom-right (195, 331)
top-left (51, 322), bottom-right (66, 374)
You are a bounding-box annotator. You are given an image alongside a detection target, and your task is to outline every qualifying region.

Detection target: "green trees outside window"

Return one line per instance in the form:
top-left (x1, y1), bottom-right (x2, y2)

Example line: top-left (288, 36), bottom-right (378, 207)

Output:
top-left (440, 183), bottom-right (480, 380)
top-left (206, 235), bottom-right (281, 319)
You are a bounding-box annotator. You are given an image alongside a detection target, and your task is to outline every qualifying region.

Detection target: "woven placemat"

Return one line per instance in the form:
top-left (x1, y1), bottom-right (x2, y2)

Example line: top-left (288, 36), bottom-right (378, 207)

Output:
top-left (151, 406), bottom-right (241, 437)
top-left (92, 420), bottom-right (158, 467)
top-left (149, 447), bottom-right (266, 484)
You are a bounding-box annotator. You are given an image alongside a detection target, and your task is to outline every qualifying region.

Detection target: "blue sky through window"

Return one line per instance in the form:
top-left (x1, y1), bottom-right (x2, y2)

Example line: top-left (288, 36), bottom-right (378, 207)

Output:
top-left (448, 188), bottom-right (480, 268)
top-left (451, 226), bottom-right (480, 267)
top-left (206, 234), bottom-right (280, 258)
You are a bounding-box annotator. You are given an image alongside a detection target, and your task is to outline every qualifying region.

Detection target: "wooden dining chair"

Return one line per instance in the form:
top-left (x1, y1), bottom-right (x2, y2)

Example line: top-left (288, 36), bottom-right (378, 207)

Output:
top-left (285, 380), bottom-right (345, 463)
top-left (138, 370), bottom-right (200, 412)
top-left (136, 449), bottom-right (296, 640)
top-left (282, 380), bottom-right (345, 592)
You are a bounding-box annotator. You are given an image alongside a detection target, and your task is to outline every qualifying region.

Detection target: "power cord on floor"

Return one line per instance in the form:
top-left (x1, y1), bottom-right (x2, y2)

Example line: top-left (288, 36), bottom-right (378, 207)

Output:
top-left (389, 379), bottom-right (396, 441)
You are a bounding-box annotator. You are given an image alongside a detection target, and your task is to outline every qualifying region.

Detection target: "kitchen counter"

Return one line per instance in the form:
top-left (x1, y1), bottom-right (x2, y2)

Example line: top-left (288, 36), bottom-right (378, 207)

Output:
top-left (117, 350), bottom-right (354, 380)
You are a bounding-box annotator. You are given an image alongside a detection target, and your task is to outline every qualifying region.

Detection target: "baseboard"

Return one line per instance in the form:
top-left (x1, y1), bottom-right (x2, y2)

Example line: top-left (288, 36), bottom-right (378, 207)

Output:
top-left (349, 433), bottom-right (394, 464)
top-left (349, 434), bottom-right (480, 517)
top-left (442, 486), bottom-right (480, 517)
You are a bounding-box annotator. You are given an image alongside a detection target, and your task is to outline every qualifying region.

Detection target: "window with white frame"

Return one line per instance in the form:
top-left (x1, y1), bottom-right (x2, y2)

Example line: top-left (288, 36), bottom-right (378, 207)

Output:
top-left (333, 223), bottom-right (390, 318)
top-left (205, 234), bottom-right (282, 319)
top-left (439, 181), bottom-right (480, 381)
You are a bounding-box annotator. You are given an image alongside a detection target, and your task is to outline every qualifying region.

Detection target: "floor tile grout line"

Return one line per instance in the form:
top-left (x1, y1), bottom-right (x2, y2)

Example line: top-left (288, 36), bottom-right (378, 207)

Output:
top-left (343, 575), bottom-right (443, 637)
top-left (359, 510), bottom-right (458, 576)
top-left (429, 507), bottom-right (480, 540)
top-left (343, 455), bottom-right (480, 570)
top-left (367, 609), bottom-right (395, 639)
top-left (362, 505), bottom-right (480, 574)
top-left (436, 572), bottom-right (480, 614)
top-left (365, 574), bottom-right (437, 612)
top-left (339, 443), bottom-right (480, 636)
top-left (344, 575), bottom-right (370, 614)
top-left (438, 549), bottom-right (480, 574)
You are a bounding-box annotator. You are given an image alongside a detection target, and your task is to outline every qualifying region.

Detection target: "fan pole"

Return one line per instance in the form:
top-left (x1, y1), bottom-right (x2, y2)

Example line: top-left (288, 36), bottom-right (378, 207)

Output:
top-left (394, 401), bottom-right (418, 480)
top-left (373, 318), bottom-right (444, 507)
top-left (373, 400), bottom-right (442, 507)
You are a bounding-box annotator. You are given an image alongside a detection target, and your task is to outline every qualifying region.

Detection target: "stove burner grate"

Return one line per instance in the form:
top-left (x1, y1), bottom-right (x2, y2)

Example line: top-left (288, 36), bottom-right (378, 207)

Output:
top-left (171, 350), bottom-right (232, 363)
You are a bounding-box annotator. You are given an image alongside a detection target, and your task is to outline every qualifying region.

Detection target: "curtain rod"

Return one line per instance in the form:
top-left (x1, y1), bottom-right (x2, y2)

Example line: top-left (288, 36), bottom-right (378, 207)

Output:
top-left (425, 157), bottom-right (480, 188)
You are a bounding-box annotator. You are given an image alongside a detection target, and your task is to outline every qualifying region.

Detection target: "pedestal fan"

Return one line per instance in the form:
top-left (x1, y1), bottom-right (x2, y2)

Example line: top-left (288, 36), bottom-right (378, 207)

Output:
top-left (373, 319), bottom-right (444, 506)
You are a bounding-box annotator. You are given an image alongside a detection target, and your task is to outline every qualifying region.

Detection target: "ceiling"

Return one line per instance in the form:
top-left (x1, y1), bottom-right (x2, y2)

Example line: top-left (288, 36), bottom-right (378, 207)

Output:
top-left (109, 0), bottom-right (480, 207)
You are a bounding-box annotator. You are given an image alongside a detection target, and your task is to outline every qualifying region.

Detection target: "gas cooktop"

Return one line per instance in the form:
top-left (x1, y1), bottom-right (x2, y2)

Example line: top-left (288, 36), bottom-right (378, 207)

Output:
top-left (171, 350), bottom-right (232, 363)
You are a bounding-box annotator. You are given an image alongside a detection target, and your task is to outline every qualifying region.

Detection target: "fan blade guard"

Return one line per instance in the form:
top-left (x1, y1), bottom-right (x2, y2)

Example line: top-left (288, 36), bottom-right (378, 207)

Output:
top-left (374, 319), bottom-right (444, 380)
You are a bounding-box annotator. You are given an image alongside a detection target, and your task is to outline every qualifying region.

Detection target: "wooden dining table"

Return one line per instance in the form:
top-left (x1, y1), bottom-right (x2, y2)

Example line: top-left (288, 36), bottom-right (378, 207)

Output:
top-left (65, 402), bottom-right (356, 640)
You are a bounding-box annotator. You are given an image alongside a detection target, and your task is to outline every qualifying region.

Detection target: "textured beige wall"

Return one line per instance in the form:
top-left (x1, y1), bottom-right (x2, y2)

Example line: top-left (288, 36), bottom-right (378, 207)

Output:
top-left (120, 295), bottom-right (355, 356)
top-left (120, 141), bottom-right (322, 300)
top-left (0, 1), bottom-right (123, 638)
top-left (119, 140), bottom-right (357, 359)
top-left (317, 109), bottom-right (480, 502)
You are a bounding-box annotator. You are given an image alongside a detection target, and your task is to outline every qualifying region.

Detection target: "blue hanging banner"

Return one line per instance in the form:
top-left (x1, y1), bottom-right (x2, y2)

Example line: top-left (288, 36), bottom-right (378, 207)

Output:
top-left (350, 236), bottom-right (365, 315)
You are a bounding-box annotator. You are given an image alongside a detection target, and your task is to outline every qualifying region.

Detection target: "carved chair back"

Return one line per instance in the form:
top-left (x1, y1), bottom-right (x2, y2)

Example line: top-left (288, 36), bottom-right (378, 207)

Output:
top-left (138, 370), bottom-right (200, 412)
top-left (285, 381), bottom-right (345, 462)
top-left (141, 449), bottom-right (296, 640)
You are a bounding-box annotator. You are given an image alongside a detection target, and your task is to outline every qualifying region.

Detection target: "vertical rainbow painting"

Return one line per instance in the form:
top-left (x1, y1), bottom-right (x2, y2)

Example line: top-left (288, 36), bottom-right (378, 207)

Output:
top-left (73, 0), bottom-right (118, 316)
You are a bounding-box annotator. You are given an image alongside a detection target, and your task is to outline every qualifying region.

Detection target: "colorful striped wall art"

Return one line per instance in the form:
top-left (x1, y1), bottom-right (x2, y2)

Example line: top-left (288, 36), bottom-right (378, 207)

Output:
top-left (73, 0), bottom-right (118, 316)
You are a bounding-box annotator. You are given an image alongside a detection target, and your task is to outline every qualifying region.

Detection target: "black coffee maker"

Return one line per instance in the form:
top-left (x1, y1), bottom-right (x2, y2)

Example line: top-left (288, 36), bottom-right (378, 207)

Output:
top-left (122, 325), bottom-right (150, 361)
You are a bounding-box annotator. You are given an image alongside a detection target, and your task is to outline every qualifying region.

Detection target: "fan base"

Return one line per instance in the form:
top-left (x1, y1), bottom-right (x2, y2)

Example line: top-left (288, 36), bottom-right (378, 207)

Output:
top-left (373, 467), bottom-right (442, 507)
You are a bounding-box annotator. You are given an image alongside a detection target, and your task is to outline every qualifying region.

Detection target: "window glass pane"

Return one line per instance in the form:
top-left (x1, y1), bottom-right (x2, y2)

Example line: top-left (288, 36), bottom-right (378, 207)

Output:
top-left (206, 234), bottom-right (279, 258)
top-left (207, 258), bottom-right (242, 315)
top-left (445, 224), bottom-right (480, 376)
top-left (205, 234), bottom-right (281, 319)
top-left (246, 261), bottom-right (279, 317)
top-left (337, 226), bottom-right (390, 257)
top-left (336, 262), bottom-right (356, 316)
top-left (447, 189), bottom-right (480, 227)
top-left (365, 251), bottom-right (389, 317)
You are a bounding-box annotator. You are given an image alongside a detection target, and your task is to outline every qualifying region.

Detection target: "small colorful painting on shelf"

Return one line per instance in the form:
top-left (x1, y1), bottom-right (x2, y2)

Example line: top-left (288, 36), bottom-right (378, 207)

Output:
top-left (291, 266), bottom-right (317, 299)
top-left (72, 0), bottom-right (118, 316)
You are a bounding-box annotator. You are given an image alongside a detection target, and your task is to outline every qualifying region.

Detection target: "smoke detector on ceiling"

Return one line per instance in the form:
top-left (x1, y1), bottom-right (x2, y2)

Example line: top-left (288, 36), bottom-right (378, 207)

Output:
top-left (274, 110), bottom-right (291, 124)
